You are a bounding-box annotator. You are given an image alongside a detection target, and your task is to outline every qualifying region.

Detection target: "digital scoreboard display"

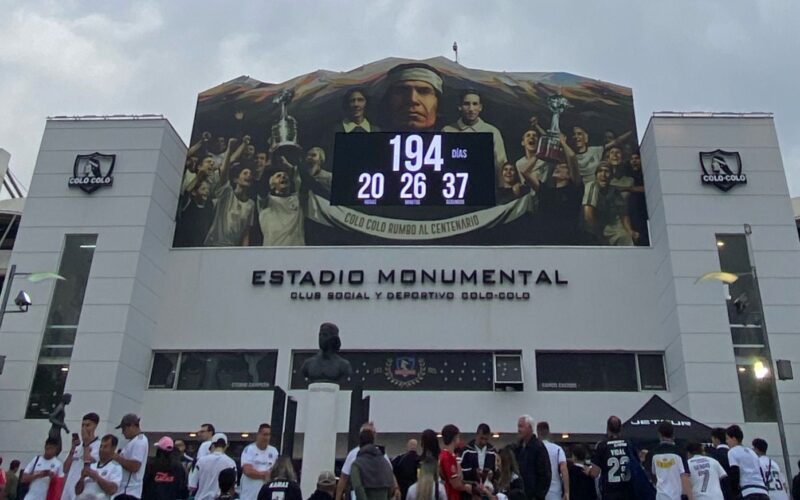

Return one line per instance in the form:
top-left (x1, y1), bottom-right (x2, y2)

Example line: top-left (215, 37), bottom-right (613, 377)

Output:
top-left (331, 132), bottom-right (496, 207)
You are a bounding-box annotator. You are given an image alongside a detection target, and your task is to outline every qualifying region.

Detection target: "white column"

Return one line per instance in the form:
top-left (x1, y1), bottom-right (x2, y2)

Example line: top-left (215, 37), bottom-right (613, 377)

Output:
top-left (300, 382), bottom-right (339, 495)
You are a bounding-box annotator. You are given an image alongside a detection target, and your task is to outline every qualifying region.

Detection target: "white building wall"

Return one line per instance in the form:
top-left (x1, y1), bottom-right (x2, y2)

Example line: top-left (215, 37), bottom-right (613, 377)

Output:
top-left (0, 118), bottom-right (182, 457)
top-left (643, 114), bottom-right (800, 472)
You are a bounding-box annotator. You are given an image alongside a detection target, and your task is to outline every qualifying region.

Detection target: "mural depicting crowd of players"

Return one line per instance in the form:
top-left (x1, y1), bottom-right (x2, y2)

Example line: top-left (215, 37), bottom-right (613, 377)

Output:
top-left (173, 57), bottom-right (649, 247)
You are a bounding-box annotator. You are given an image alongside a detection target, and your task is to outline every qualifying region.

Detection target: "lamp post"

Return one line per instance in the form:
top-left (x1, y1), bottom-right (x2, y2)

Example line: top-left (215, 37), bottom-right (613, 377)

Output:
top-left (0, 264), bottom-right (64, 333)
top-left (697, 226), bottom-right (792, 477)
top-left (741, 225), bottom-right (792, 478)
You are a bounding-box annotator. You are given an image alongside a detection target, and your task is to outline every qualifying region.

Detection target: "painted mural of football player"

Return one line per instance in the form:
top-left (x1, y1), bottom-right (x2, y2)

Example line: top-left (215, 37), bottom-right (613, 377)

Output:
top-left (606, 145), bottom-right (634, 200)
top-left (335, 88), bottom-right (380, 133)
top-left (515, 128), bottom-right (552, 187)
top-left (442, 90), bottom-right (508, 171)
top-left (204, 138), bottom-right (256, 246)
top-left (562, 125), bottom-right (632, 185)
top-left (303, 147), bottom-right (331, 192)
top-left (258, 156), bottom-right (305, 246)
top-left (385, 63), bottom-right (442, 131)
top-left (582, 162), bottom-right (637, 246)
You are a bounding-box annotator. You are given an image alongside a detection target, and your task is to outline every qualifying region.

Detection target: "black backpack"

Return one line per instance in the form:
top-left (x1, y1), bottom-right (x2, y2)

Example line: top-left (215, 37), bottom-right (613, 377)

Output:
top-left (16, 455), bottom-right (39, 499)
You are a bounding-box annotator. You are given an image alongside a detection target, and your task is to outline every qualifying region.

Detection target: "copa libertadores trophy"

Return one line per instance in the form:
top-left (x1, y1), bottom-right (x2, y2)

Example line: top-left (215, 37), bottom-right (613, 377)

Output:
top-left (536, 93), bottom-right (570, 162)
top-left (270, 88), bottom-right (303, 166)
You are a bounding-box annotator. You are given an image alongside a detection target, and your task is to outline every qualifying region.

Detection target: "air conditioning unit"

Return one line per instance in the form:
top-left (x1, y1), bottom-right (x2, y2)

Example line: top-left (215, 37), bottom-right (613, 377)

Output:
top-left (494, 353), bottom-right (523, 391)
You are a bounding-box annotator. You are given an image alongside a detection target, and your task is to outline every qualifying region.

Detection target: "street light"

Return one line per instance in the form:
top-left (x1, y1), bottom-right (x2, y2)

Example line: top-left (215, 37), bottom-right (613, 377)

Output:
top-left (695, 225), bottom-right (792, 477)
top-left (0, 264), bottom-right (64, 332)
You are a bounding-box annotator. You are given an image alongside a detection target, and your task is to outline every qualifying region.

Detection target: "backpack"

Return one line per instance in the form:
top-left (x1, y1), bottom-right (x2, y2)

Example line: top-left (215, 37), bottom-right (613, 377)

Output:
top-left (16, 455), bottom-right (39, 499)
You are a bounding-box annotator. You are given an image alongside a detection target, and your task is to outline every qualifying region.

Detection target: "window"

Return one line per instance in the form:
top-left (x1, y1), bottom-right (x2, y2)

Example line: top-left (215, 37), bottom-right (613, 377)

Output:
top-left (536, 352), bottom-right (666, 392)
top-left (734, 346), bottom-right (777, 422)
top-left (637, 354), bottom-right (668, 390)
top-left (716, 233), bottom-right (777, 422)
top-left (149, 352), bottom-right (179, 389)
top-left (149, 351), bottom-right (277, 390)
top-left (0, 213), bottom-right (20, 250)
top-left (26, 234), bottom-right (97, 419)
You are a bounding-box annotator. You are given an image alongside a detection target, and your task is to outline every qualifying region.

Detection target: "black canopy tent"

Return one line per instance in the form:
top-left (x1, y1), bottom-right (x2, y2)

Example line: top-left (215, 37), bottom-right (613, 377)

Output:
top-left (622, 395), bottom-right (713, 442)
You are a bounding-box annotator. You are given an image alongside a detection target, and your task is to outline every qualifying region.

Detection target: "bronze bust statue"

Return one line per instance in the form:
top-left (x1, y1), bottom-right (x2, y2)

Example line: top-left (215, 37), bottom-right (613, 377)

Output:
top-left (301, 323), bottom-right (352, 384)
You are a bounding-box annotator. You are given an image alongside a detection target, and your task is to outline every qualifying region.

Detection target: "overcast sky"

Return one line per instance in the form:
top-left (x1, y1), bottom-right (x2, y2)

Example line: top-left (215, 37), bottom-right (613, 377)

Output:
top-left (1, 0), bottom-right (798, 197)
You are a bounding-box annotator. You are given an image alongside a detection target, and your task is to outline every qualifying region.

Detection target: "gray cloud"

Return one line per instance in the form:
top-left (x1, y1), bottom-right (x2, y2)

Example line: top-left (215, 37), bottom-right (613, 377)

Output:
top-left (0, 0), bottom-right (797, 196)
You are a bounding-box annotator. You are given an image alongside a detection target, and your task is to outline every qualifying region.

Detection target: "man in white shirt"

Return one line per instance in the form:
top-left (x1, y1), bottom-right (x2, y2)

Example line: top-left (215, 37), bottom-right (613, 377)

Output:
top-left (648, 421), bottom-right (692, 500)
top-left (687, 442), bottom-right (727, 500)
top-left (240, 424), bottom-right (279, 500)
top-left (752, 439), bottom-right (789, 500)
top-left (535, 422), bottom-right (569, 500)
top-left (21, 437), bottom-right (63, 500)
top-left (196, 423), bottom-right (216, 461)
top-left (111, 413), bottom-right (148, 499)
top-left (562, 125), bottom-right (632, 185)
top-left (75, 434), bottom-right (123, 500)
top-left (62, 412), bottom-right (101, 500)
top-left (190, 433), bottom-right (237, 500)
top-left (725, 425), bottom-right (768, 499)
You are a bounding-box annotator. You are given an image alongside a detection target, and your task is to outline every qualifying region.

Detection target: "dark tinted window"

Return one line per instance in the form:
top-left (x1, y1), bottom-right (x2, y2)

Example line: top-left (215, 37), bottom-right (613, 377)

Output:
top-left (149, 353), bottom-right (179, 389)
top-left (176, 351), bottom-right (277, 390)
top-left (26, 234), bottom-right (97, 418)
top-left (637, 354), bottom-right (667, 390)
top-left (536, 352), bottom-right (638, 391)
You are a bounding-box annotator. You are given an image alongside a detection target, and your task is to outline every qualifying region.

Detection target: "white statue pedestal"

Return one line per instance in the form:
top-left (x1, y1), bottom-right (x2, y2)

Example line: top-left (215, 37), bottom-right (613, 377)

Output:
top-left (300, 382), bottom-right (339, 495)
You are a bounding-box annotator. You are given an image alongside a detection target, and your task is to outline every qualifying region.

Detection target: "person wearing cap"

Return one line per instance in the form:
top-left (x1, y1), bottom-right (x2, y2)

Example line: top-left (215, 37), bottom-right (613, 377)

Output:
top-left (111, 413), bottom-right (149, 499)
top-left (62, 412), bottom-right (101, 500)
top-left (143, 437), bottom-right (188, 500)
top-left (385, 63), bottom-right (442, 132)
top-left (442, 90), bottom-right (508, 172)
top-left (74, 434), bottom-right (123, 500)
top-left (189, 433), bottom-right (237, 500)
top-left (241, 424), bottom-right (279, 500)
top-left (308, 471), bottom-right (337, 500)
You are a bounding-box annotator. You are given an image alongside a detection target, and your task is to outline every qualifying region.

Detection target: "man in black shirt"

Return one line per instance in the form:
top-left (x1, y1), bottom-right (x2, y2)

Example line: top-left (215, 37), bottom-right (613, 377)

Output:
top-left (392, 439), bottom-right (420, 500)
top-left (590, 416), bottom-right (634, 500)
top-left (520, 160), bottom-right (583, 245)
top-left (461, 424), bottom-right (498, 485)
top-left (709, 427), bottom-right (733, 500)
top-left (513, 415), bottom-right (551, 500)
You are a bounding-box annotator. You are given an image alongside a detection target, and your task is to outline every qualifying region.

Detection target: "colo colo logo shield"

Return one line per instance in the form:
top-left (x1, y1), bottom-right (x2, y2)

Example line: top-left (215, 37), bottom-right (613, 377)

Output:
top-left (384, 356), bottom-right (427, 388)
top-left (699, 150), bottom-right (747, 192)
top-left (69, 153), bottom-right (115, 194)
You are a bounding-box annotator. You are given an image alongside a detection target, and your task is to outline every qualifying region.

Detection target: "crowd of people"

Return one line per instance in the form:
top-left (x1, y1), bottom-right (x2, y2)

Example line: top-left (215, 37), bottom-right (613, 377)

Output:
top-left (2, 411), bottom-right (799, 500)
top-left (174, 62), bottom-right (648, 247)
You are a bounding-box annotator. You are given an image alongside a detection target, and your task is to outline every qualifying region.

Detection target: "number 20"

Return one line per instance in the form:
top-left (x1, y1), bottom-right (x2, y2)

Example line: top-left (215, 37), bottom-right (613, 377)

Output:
top-left (357, 173), bottom-right (384, 199)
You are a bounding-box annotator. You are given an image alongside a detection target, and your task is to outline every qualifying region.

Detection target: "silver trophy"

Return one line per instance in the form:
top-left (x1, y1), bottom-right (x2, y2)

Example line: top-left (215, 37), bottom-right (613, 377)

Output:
top-left (536, 93), bottom-right (570, 162)
top-left (270, 88), bottom-right (302, 165)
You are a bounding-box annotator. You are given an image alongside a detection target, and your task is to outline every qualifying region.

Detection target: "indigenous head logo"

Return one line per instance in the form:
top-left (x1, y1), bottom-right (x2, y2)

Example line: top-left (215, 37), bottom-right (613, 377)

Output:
top-left (69, 153), bottom-right (115, 193)
top-left (699, 150), bottom-right (747, 192)
top-left (384, 356), bottom-right (426, 388)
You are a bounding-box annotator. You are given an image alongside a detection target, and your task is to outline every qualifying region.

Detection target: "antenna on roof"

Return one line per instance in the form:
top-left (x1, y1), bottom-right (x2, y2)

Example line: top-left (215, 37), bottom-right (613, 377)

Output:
top-left (452, 41), bottom-right (458, 63)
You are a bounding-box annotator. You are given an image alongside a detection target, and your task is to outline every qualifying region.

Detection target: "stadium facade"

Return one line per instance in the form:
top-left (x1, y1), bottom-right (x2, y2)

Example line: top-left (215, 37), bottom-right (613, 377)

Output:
top-left (0, 77), bottom-right (798, 473)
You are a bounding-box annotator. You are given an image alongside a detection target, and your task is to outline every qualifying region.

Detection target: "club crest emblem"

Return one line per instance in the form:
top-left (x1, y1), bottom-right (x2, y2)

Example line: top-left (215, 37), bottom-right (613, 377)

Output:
top-left (384, 356), bottom-right (427, 388)
top-left (69, 153), bottom-right (115, 193)
top-left (699, 150), bottom-right (746, 192)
